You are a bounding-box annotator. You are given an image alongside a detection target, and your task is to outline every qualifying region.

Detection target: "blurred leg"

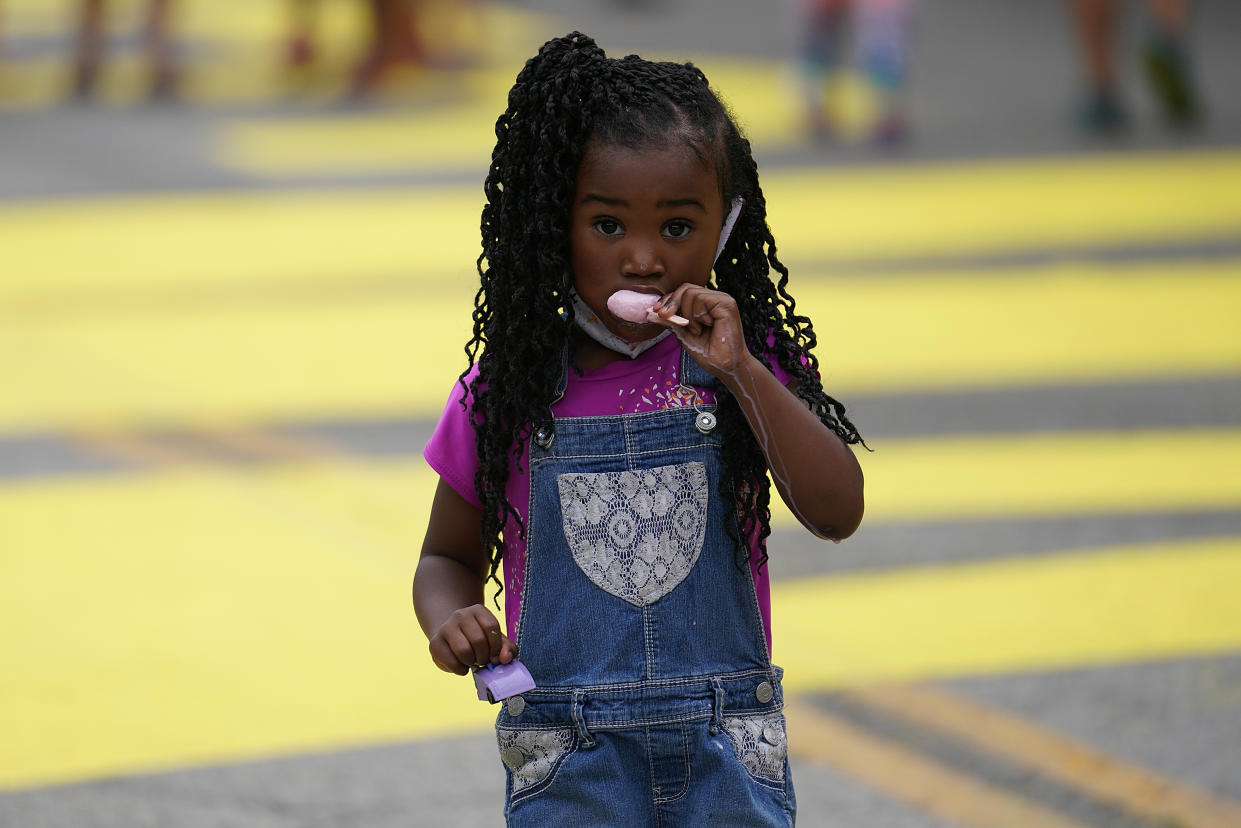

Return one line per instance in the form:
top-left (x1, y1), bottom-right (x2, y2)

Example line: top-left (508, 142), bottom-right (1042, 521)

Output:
top-left (1066, 0), bottom-right (1119, 91)
top-left (285, 0), bottom-right (318, 68)
top-left (350, 0), bottom-right (424, 98)
top-left (1147, 0), bottom-right (1190, 30)
top-left (144, 0), bottom-right (177, 100)
top-left (1142, 0), bottom-right (1199, 125)
top-left (72, 0), bottom-right (107, 99)
top-left (379, 0), bottom-right (424, 69)
top-left (798, 0), bottom-right (850, 141)
top-left (856, 0), bottom-right (916, 145)
top-left (1064, 0), bottom-right (1127, 132)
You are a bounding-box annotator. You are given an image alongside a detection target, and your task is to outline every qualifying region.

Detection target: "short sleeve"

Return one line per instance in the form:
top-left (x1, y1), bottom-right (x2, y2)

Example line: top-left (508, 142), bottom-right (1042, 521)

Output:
top-left (423, 366), bottom-right (484, 509)
top-left (763, 331), bottom-right (810, 388)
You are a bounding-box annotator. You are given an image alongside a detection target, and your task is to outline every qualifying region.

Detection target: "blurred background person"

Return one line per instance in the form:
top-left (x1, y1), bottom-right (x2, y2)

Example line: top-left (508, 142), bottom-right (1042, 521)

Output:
top-left (72, 0), bottom-right (179, 101)
top-left (282, 0), bottom-right (483, 100)
top-left (348, 0), bottom-right (424, 99)
top-left (284, 0), bottom-right (320, 71)
top-left (1065, 0), bottom-right (1202, 133)
top-left (796, 0), bottom-right (917, 146)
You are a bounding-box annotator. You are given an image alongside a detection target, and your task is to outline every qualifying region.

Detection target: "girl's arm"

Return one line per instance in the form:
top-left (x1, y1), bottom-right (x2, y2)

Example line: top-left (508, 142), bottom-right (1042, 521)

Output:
top-left (726, 354), bottom-right (864, 540)
top-left (653, 284), bottom-right (865, 540)
top-left (413, 478), bottom-right (517, 674)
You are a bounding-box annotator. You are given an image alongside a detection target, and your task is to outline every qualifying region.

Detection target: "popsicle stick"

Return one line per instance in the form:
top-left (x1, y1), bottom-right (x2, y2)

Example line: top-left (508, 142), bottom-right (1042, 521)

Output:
top-left (649, 310), bottom-right (690, 326)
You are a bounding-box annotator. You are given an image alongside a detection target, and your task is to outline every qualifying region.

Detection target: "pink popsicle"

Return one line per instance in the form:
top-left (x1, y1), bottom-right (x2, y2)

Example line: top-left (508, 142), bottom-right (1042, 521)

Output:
top-left (606, 290), bottom-right (689, 325)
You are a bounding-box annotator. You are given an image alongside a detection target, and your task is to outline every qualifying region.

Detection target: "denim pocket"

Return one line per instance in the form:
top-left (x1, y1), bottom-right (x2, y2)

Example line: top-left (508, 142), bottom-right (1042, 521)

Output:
top-left (723, 711), bottom-right (788, 783)
top-left (497, 726), bottom-right (576, 800)
top-left (557, 462), bottom-right (708, 606)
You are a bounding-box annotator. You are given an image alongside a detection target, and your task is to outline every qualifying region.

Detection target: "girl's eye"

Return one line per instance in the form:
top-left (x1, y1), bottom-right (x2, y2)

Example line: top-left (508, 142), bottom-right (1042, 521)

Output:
top-left (663, 220), bottom-right (692, 240)
top-left (593, 218), bottom-right (623, 236)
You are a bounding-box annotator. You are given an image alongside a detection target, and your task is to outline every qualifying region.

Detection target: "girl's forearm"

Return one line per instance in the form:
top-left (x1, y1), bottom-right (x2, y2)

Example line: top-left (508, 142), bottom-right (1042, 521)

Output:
top-left (413, 553), bottom-right (487, 639)
top-left (724, 355), bottom-right (864, 540)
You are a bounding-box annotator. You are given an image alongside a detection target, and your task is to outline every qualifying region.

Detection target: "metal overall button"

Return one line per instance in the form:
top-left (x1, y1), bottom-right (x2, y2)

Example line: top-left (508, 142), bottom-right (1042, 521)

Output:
top-left (754, 681), bottom-right (774, 704)
top-left (534, 428), bottom-right (554, 449)
top-left (679, 380), bottom-right (716, 434)
top-left (763, 724), bottom-right (782, 745)
top-left (506, 696), bottom-right (526, 717)
top-left (502, 746), bottom-right (527, 769)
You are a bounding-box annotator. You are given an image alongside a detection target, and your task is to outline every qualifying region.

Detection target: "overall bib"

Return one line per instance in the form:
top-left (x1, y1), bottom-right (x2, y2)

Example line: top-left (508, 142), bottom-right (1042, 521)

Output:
top-left (495, 350), bottom-right (795, 827)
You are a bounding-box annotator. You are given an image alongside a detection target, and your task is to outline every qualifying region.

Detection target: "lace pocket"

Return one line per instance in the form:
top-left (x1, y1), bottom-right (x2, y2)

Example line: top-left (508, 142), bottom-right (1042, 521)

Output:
top-left (723, 711), bottom-right (788, 782)
top-left (497, 726), bottom-right (576, 798)
top-left (557, 462), bottom-right (708, 607)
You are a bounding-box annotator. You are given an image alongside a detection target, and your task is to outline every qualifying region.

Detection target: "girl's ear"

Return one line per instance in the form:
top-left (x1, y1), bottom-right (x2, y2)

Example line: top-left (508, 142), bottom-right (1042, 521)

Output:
top-left (714, 197), bottom-right (744, 264)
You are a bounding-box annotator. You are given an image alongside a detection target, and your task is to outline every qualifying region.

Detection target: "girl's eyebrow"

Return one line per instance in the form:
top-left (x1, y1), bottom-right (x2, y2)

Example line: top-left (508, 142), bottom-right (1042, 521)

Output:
top-left (580, 193), bottom-right (625, 206)
top-left (658, 198), bottom-right (707, 211)
top-left (579, 193), bottom-right (706, 211)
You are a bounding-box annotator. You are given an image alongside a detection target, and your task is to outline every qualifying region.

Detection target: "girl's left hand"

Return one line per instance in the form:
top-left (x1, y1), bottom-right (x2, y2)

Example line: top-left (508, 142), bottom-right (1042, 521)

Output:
top-left (649, 284), bottom-right (751, 379)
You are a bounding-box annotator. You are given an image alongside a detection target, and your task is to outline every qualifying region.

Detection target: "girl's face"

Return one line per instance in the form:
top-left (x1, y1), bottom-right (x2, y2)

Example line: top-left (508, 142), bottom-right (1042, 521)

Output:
top-left (570, 139), bottom-right (725, 342)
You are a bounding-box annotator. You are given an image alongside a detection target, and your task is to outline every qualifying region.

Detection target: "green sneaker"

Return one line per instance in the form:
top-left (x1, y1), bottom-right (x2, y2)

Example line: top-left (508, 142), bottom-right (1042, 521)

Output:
top-left (1143, 34), bottom-right (1202, 127)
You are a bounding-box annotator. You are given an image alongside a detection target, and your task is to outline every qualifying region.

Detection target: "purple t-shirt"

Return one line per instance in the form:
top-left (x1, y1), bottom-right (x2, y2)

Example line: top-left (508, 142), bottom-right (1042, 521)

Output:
top-left (424, 333), bottom-right (792, 656)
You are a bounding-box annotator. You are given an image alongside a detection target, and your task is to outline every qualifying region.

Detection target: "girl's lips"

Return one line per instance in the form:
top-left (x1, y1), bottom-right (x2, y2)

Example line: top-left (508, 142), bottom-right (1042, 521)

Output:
top-left (607, 290), bottom-right (689, 325)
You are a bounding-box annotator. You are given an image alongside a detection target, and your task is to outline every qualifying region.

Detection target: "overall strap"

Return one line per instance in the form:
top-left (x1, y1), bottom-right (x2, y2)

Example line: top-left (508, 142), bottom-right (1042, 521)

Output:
top-left (678, 345), bottom-right (719, 391)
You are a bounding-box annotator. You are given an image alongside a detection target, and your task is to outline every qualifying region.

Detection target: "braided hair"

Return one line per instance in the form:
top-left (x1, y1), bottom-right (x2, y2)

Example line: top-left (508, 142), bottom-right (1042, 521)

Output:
top-left (462, 32), bottom-right (863, 593)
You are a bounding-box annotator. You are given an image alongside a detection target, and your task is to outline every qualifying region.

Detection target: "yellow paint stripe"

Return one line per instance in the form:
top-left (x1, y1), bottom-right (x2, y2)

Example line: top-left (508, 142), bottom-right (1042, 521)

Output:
top-left (772, 426), bottom-right (1241, 529)
top-left (785, 700), bottom-right (1089, 828)
top-left (1, 454), bottom-right (1238, 787)
top-left (843, 684), bottom-right (1241, 828)
top-left (0, 461), bottom-right (499, 790)
top-left (774, 536), bottom-right (1241, 690)
top-left (794, 259), bottom-right (1241, 394)
top-left (0, 299), bottom-right (471, 434)
top-left (844, 427), bottom-right (1241, 523)
top-left (769, 150), bottom-right (1241, 263)
top-left (3, 261), bottom-right (1238, 432)
top-left (216, 141), bottom-right (1241, 262)
top-left (0, 188), bottom-right (485, 293)
top-left (6, 153), bottom-right (1240, 295)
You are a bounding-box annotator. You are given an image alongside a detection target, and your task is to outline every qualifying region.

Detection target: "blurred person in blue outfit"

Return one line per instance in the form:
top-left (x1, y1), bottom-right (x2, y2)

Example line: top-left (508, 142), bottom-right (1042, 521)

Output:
top-left (796, 0), bottom-right (918, 145)
top-left (1065, 0), bottom-right (1202, 133)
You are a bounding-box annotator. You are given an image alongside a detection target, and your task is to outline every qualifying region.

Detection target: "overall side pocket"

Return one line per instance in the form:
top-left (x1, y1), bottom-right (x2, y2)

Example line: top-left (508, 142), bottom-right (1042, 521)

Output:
top-left (722, 710), bottom-right (788, 785)
top-left (496, 725), bottom-right (577, 802)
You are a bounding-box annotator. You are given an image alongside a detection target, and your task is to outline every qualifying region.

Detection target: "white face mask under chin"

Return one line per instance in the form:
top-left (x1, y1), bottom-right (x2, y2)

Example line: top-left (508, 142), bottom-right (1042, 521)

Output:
top-left (571, 291), bottom-right (670, 358)
top-left (571, 196), bottom-right (744, 359)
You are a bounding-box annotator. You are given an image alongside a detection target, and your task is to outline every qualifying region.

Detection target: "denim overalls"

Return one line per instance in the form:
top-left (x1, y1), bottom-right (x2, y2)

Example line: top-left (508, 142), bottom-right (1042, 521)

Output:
top-left (495, 348), bottom-right (795, 826)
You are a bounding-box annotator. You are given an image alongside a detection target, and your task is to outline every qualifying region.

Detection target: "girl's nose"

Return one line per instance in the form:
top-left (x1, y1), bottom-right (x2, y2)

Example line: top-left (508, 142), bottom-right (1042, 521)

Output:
top-left (621, 243), bottom-right (664, 277)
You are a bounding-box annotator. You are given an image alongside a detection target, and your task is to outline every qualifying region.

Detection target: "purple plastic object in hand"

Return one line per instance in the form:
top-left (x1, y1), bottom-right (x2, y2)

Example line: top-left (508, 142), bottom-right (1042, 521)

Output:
top-left (473, 660), bottom-right (536, 703)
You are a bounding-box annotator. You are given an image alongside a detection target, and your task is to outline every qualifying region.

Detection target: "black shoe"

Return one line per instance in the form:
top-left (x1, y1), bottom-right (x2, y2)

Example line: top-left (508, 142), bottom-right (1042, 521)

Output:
top-left (1077, 88), bottom-right (1128, 135)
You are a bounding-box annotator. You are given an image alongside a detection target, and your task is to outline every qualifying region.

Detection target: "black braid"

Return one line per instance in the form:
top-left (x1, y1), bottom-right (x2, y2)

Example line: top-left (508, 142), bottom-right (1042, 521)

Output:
top-left (463, 32), bottom-right (863, 594)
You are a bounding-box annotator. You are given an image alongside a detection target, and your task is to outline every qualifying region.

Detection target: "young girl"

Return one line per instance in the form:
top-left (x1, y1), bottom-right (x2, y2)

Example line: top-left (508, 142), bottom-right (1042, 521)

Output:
top-left (413, 31), bottom-right (864, 826)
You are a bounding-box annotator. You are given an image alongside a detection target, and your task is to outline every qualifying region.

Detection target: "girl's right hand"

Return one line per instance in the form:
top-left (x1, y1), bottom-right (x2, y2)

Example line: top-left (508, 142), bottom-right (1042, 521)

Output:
top-left (428, 604), bottom-right (517, 675)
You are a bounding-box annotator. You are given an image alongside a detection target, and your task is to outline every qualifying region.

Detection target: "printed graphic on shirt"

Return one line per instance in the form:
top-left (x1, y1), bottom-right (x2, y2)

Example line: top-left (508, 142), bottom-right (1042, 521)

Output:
top-left (557, 463), bottom-right (708, 607)
top-left (614, 363), bottom-right (714, 413)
